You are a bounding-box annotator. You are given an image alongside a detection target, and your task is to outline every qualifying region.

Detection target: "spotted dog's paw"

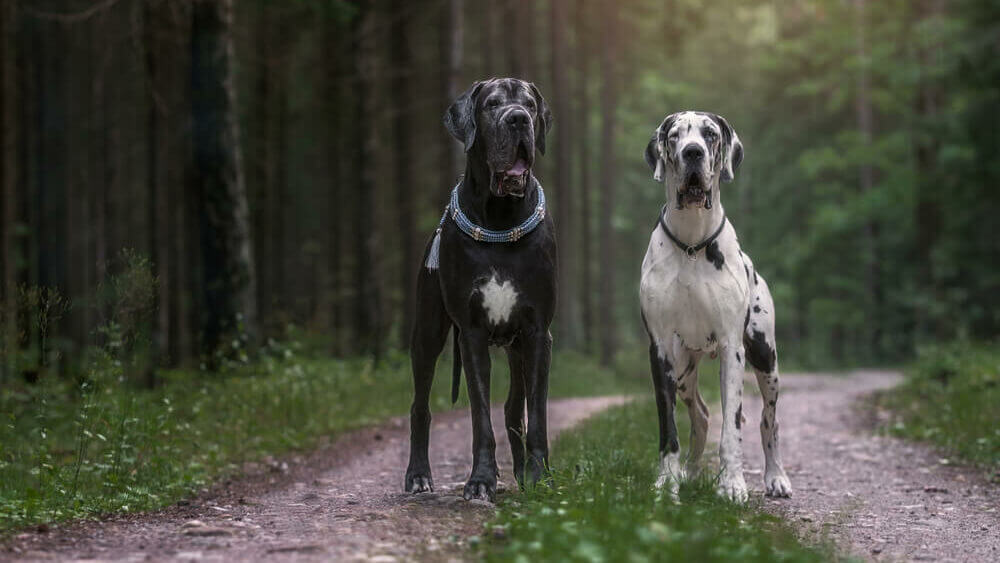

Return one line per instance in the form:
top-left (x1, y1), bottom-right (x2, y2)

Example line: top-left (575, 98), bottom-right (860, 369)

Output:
top-left (654, 456), bottom-right (685, 501)
top-left (654, 472), bottom-right (681, 501)
top-left (404, 471), bottom-right (434, 493)
top-left (764, 469), bottom-right (792, 498)
top-left (718, 472), bottom-right (749, 503)
top-left (463, 476), bottom-right (496, 502)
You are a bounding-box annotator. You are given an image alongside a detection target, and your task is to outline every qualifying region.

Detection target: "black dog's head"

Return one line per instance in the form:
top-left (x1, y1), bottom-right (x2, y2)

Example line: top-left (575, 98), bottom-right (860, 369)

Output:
top-left (644, 111), bottom-right (743, 209)
top-left (445, 78), bottom-right (553, 198)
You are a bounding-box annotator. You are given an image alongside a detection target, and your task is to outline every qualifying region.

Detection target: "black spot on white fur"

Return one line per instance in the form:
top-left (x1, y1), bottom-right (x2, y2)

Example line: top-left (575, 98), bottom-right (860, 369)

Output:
top-left (706, 241), bottom-right (724, 270)
top-left (745, 329), bottom-right (776, 374)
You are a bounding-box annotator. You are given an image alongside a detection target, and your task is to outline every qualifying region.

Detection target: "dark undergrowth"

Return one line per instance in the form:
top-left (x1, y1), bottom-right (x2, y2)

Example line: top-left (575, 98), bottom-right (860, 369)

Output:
top-left (873, 341), bottom-right (1000, 476)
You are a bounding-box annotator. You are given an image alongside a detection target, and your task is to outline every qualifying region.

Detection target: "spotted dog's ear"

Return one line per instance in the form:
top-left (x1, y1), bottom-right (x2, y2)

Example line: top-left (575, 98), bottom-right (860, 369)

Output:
top-left (710, 114), bottom-right (744, 183)
top-left (644, 134), bottom-right (664, 182)
top-left (528, 82), bottom-right (553, 155)
top-left (444, 81), bottom-right (486, 152)
top-left (644, 114), bottom-right (676, 182)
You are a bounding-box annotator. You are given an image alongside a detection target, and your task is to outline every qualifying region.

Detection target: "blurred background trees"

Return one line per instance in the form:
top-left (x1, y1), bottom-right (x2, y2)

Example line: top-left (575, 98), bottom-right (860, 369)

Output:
top-left (0, 0), bottom-right (998, 379)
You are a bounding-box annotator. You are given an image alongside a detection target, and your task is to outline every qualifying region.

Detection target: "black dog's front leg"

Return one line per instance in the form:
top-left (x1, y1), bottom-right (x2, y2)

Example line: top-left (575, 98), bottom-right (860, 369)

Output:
top-left (522, 331), bottom-right (552, 485)
top-left (505, 345), bottom-right (527, 485)
top-left (459, 329), bottom-right (498, 501)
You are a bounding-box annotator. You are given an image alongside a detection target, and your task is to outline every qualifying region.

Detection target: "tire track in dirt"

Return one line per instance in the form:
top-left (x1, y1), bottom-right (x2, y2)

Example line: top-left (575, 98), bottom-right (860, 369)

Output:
top-left (3, 396), bottom-right (626, 562)
top-left (734, 371), bottom-right (1000, 562)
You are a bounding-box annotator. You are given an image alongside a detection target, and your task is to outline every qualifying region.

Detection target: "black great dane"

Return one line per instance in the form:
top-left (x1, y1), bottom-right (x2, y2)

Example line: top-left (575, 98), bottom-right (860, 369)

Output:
top-left (405, 78), bottom-right (555, 502)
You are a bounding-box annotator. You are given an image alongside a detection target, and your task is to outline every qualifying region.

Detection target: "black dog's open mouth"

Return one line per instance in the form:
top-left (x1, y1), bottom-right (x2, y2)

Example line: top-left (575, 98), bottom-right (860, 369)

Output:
top-left (494, 142), bottom-right (531, 197)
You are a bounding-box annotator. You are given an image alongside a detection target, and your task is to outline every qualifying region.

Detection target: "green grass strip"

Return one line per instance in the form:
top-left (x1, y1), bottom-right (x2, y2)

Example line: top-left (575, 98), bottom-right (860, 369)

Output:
top-left (874, 341), bottom-right (1000, 471)
top-left (0, 346), bottom-right (642, 532)
top-left (480, 398), bottom-right (834, 562)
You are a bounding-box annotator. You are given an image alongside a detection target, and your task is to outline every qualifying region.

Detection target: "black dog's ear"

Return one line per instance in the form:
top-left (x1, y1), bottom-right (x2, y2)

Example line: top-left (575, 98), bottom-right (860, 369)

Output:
top-left (444, 81), bottom-right (486, 152)
top-left (528, 82), bottom-right (553, 155)
top-left (709, 114), bottom-right (744, 183)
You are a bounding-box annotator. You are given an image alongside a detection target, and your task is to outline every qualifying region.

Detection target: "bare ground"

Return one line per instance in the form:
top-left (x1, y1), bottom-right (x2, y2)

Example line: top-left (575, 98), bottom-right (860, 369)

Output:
top-left (736, 371), bottom-right (1000, 562)
top-left (1, 396), bottom-right (625, 562)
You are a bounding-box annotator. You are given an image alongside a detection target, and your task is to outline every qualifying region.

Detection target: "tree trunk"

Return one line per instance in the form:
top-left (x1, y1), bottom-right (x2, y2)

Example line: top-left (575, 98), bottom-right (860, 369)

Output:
top-left (504, 0), bottom-right (535, 78)
top-left (191, 0), bottom-right (256, 361)
top-left (913, 0), bottom-right (944, 341)
top-left (441, 0), bottom-right (463, 186)
top-left (392, 0), bottom-right (415, 349)
top-left (0, 0), bottom-right (16, 381)
top-left (550, 0), bottom-right (577, 347)
top-left (853, 0), bottom-right (882, 359)
top-left (145, 0), bottom-right (172, 372)
top-left (353, 0), bottom-right (382, 360)
top-left (575, 0), bottom-right (593, 351)
top-left (598, 0), bottom-right (618, 366)
top-left (250, 1), bottom-right (272, 335)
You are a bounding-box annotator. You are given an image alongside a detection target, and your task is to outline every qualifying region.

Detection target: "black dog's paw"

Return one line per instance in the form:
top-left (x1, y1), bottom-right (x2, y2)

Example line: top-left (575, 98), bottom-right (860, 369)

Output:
top-left (405, 470), bottom-right (434, 493)
top-left (463, 476), bottom-right (496, 502)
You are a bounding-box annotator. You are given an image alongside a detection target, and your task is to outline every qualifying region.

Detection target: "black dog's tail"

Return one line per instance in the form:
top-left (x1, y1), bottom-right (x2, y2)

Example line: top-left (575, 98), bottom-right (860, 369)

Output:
top-left (451, 327), bottom-right (462, 403)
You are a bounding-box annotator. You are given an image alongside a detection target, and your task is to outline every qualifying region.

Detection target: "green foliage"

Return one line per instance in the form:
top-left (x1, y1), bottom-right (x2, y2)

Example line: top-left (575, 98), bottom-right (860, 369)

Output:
top-left (874, 341), bottom-right (1000, 472)
top-left (608, 0), bottom-right (1000, 366)
top-left (0, 331), bottom-right (637, 532)
top-left (481, 399), bottom-right (834, 562)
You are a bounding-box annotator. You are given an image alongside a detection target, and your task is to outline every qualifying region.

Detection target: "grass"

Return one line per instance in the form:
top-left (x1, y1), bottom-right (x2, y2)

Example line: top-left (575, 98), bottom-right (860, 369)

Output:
top-left (480, 364), bottom-right (834, 563)
top-left (873, 341), bottom-right (1000, 472)
top-left (0, 337), bottom-right (643, 532)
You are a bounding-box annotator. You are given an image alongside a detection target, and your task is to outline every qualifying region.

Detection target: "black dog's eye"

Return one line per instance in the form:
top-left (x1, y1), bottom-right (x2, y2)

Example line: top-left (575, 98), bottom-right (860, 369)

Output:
top-left (524, 99), bottom-right (536, 110)
top-left (485, 98), bottom-right (501, 109)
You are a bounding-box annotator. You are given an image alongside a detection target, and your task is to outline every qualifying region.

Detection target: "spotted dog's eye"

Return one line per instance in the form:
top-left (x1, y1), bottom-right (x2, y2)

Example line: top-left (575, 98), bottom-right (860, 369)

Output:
top-left (704, 130), bottom-right (718, 142)
top-left (667, 132), bottom-right (679, 145)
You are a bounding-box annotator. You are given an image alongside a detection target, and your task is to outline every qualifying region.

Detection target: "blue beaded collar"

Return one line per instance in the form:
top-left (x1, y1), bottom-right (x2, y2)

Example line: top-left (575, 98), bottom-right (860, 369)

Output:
top-left (424, 182), bottom-right (547, 269)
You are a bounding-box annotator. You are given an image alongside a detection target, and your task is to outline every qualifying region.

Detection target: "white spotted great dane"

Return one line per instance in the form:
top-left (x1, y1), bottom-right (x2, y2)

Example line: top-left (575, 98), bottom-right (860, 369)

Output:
top-left (640, 111), bottom-right (792, 502)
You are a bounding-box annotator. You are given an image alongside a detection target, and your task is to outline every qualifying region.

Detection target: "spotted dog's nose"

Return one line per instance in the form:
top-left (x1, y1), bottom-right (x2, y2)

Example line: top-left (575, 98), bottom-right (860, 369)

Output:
top-left (505, 109), bottom-right (531, 129)
top-left (682, 144), bottom-right (705, 162)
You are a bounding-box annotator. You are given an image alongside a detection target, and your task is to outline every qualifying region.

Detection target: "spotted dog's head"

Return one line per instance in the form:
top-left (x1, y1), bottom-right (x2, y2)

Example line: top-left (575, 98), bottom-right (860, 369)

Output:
top-left (444, 78), bottom-right (553, 198)
top-left (644, 111), bottom-right (744, 209)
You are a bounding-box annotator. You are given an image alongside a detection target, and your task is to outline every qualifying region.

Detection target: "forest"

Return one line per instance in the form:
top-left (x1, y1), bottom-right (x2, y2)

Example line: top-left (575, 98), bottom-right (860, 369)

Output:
top-left (1, 0), bottom-right (998, 382)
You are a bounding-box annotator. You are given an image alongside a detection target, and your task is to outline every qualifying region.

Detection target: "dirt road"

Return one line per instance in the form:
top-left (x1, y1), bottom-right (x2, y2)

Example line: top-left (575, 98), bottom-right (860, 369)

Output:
top-left (738, 371), bottom-right (1000, 562)
top-left (5, 372), bottom-right (999, 562)
top-left (3, 396), bottom-right (625, 562)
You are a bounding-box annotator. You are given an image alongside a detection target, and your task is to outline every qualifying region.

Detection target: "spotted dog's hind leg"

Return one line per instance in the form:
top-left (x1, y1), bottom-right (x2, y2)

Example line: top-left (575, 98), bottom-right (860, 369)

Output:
top-left (671, 340), bottom-right (708, 477)
top-left (649, 339), bottom-right (683, 498)
top-left (405, 258), bottom-right (452, 494)
top-left (744, 268), bottom-right (792, 498)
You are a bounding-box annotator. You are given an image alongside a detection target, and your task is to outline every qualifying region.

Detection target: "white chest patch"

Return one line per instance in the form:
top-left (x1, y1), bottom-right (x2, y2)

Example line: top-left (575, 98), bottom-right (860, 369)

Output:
top-left (478, 275), bottom-right (519, 325)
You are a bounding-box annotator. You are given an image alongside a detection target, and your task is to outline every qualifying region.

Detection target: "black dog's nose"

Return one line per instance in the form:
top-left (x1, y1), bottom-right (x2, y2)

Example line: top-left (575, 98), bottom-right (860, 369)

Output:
top-left (505, 109), bottom-right (530, 129)
top-left (682, 144), bottom-right (705, 161)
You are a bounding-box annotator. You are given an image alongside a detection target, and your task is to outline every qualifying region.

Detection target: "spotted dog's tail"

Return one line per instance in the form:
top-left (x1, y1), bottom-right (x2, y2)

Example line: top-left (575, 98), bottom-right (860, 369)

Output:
top-left (451, 327), bottom-right (462, 403)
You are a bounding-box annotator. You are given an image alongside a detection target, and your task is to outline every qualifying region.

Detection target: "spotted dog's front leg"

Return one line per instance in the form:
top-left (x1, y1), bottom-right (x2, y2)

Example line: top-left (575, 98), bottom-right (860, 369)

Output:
top-left (649, 341), bottom-right (683, 498)
top-left (718, 342), bottom-right (748, 502)
top-left (671, 340), bottom-right (707, 477)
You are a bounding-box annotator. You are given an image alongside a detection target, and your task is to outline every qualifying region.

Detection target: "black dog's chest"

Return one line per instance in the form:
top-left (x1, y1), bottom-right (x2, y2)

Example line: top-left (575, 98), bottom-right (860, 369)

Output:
top-left (438, 223), bottom-right (556, 344)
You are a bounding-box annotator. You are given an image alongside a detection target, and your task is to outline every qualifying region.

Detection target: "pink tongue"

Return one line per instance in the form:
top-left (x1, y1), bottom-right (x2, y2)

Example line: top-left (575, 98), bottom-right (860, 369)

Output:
top-left (506, 159), bottom-right (528, 176)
